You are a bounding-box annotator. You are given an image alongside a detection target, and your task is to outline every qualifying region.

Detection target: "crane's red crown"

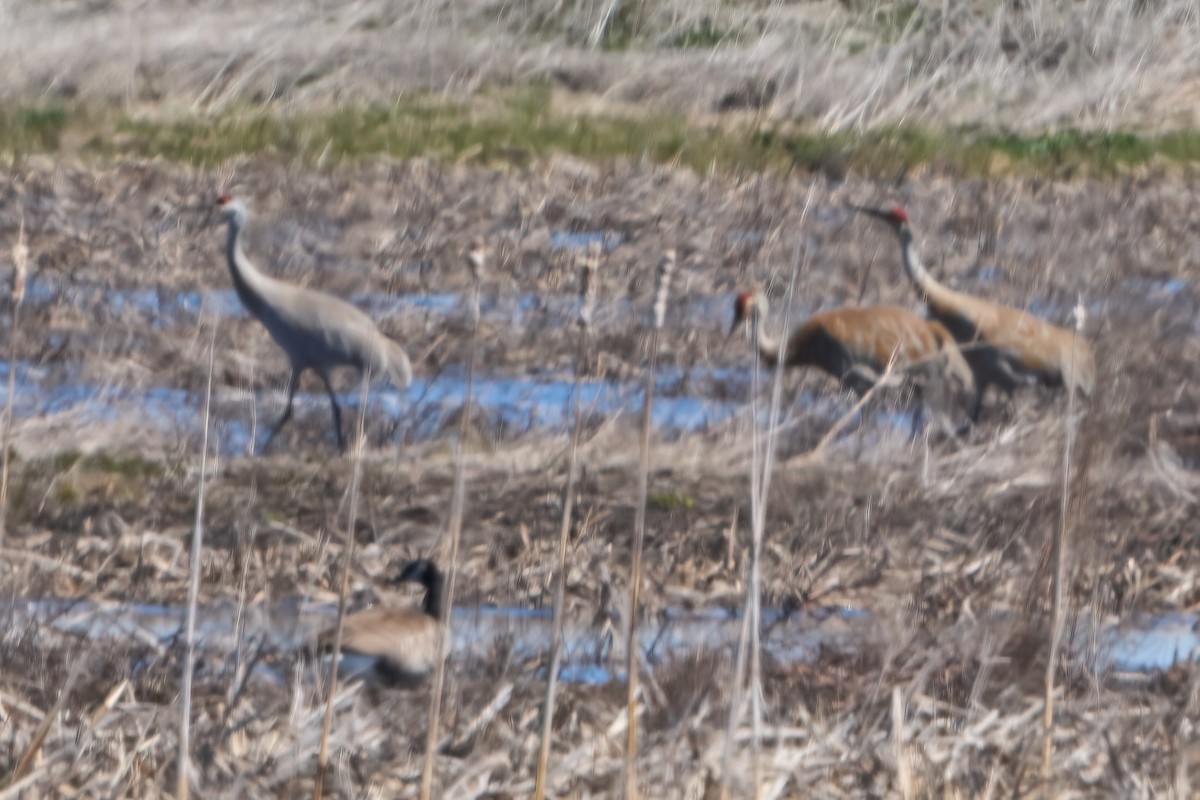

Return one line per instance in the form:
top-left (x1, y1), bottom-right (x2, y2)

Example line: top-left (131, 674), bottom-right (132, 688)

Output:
top-left (887, 206), bottom-right (908, 223)
top-left (732, 290), bottom-right (757, 325)
top-left (216, 193), bottom-right (232, 206)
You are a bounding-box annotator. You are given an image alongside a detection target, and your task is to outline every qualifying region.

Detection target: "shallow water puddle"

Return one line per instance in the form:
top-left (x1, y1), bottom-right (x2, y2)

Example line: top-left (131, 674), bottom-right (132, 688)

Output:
top-left (550, 230), bottom-right (623, 252)
top-left (2, 355), bottom-right (932, 452)
top-left (1094, 611), bottom-right (1200, 672)
top-left (4, 597), bottom-right (869, 685)
top-left (0, 357), bottom-right (936, 455)
top-left (15, 261), bottom-right (1196, 338)
top-left (384, 370), bottom-right (741, 434)
top-left (22, 274), bottom-right (243, 326)
top-left (6, 598), bottom-right (1195, 684)
top-left (0, 367), bottom-right (743, 452)
top-left (1006, 275), bottom-right (1195, 329)
top-left (18, 273), bottom-right (782, 334)
top-left (22, 274), bottom-right (473, 329)
top-left (7, 269), bottom-right (991, 452)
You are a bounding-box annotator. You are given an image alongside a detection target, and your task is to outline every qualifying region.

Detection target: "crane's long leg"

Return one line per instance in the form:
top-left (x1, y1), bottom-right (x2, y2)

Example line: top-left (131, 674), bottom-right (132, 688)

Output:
top-left (964, 349), bottom-right (1036, 422)
top-left (967, 382), bottom-right (987, 424)
top-left (263, 370), bottom-right (302, 453)
top-left (909, 386), bottom-right (926, 440)
top-left (318, 372), bottom-right (347, 452)
top-left (842, 365), bottom-right (881, 397)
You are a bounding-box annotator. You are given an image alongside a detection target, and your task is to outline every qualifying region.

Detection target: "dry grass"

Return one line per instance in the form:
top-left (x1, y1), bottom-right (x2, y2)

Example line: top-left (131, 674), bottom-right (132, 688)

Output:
top-left (3, 0), bottom-right (1200, 133)
top-left (0, 217), bottom-right (26, 548)
top-left (419, 263), bottom-right (481, 799)
top-left (1, 150), bottom-right (1199, 796)
top-left (174, 323), bottom-right (216, 800)
top-left (535, 242), bottom-right (597, 799)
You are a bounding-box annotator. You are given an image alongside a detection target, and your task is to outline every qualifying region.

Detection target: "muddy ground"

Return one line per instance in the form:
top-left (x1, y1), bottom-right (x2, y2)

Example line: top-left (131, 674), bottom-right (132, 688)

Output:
top-left (1, 157), bottom-right (1200, 796)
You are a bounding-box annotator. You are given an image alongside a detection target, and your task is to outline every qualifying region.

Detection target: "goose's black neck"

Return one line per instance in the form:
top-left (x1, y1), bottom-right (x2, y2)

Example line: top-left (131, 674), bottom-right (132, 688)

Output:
top-left (421, 567), bottom-right (445, 620)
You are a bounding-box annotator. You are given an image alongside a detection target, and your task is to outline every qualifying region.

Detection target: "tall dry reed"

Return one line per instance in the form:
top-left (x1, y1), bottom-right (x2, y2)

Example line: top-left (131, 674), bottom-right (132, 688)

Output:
top-left (0, 217), bottom-right (28, 549)
top-left (1043, 298), bottom-right (1087, 777)
top-left (420, 242), bottom-right (486, 800)
top-left (535, 240), bottom-right (601, 799)
top-left (176, 323), bottom-right (217, 800)
top-left (314, 371), bottom-right (372, 800)
top-left (721, 189), bottom-right (814, 797)
top-left (623, 248), bottom-right (675, 798)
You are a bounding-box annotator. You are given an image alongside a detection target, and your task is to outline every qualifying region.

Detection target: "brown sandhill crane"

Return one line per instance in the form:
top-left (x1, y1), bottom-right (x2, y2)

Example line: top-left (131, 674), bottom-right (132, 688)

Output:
top-left (731, 291), bottom-right (975, 426)
top-left (215, 195), bottom-right (413, 451)
top-left (316, 559), bottom-right (445, 688)
top-left (853, 205), bottom-right (1095, 421)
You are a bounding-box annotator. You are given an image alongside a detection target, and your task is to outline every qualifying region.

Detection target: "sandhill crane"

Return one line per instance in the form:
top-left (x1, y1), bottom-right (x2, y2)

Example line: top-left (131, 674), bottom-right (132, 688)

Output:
top-left (215, 195), bottom-right (413, 451)
top-left (465, 238), bottom-right (487, 284)
top-left (731, 290), bottom-right (975, 398)
top-left (731, 291), bottom-right (975, 436)
top-left (853, 205), bottom-right (1095, 421)
top-left (316, 559), bottom-right (445, 688)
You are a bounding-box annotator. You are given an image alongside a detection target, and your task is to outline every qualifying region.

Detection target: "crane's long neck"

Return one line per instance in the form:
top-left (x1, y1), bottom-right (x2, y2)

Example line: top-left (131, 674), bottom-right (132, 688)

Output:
top-left (897, 225), bottom-right (940, 303)
top-left (896, 224), bottom-right (982, 332)
top-left (750, 307), bottom-right (782, 367)
top-left (898, 224), bottom-right (966, 314)
top-left (224, 216), bottom-right (276, 319)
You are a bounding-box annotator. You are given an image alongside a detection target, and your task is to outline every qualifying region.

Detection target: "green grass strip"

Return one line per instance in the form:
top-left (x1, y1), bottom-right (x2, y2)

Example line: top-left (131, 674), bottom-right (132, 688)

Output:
top-left (2, 86), bottom-right (1199, 178)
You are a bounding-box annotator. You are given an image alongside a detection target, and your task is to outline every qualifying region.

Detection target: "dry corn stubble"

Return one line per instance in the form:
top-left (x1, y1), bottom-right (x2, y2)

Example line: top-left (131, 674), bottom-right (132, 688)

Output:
top-left (0, 155), bottom-right (1197, 796)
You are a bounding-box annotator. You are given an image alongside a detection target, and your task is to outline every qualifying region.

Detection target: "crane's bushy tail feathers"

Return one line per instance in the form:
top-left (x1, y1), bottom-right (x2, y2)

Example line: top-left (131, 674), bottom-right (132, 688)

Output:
top-left (1068, 345), bottom-right (1096, 398)
top-left (384, 338), bottom-right (414, 390)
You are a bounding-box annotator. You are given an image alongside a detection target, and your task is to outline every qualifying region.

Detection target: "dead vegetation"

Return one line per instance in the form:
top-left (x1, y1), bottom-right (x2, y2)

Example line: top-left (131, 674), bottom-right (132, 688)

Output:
top-left (3, 0), bottom-right (1200, 133)
top-left (1, 154), bottom-right (1199, 795)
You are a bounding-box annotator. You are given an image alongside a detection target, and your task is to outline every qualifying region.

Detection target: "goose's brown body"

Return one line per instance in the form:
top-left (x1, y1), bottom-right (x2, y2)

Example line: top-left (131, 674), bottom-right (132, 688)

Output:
top-left (317, 559), bottom-right (444, 688)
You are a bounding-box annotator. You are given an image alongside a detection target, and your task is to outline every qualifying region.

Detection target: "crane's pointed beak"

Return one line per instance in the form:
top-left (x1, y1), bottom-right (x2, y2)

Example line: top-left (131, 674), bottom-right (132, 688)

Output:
top-left (849, 204), bottom-right (888, 221)
top-left (202, 198), bottom-right (227, 232)
top-left (183, 204), bottom-right (219, 238)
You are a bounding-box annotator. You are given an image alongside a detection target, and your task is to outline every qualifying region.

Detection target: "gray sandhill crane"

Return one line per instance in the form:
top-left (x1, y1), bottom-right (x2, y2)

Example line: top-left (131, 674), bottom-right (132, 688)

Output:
top-left (853, 205), bottom-right (1095, 421)
top-left (215, 194), bottom-right (413, 451)
top-left (316, 559), bottom-right (445, 688)
top-left (731, 290), bottom-right (975, 398)
top-left (465, 238), bottom-right (487, 284)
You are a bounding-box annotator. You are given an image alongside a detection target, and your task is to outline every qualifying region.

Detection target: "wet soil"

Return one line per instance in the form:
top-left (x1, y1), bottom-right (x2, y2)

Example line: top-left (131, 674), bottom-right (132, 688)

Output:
top-left (2, 157), bottom-right (1199, 796)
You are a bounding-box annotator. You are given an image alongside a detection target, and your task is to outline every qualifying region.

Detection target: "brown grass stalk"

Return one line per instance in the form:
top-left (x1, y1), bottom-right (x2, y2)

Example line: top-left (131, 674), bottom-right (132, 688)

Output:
top-left (720, 258), bottom-right (800, 797)
top-left (622, 249), bottom-right (675, 798)
top-left (1042, 299), bottom-right (1086, 779)
top-left (313, 369), bottom-right (372, 800)
top-left (721, 189), bottom-right (814, 798)
top-left (11, 643), bottom-right (87, 785)
top-left (176, 322), bottom-right (217, 800)
top-left (535, 242), bottom-right (600, 800)
top-left (893, 686), bottom-right (914, 800)
top-left (420, 257), bottom-right (484, 800)
top-left (784, 353), bottom-right (903, 468)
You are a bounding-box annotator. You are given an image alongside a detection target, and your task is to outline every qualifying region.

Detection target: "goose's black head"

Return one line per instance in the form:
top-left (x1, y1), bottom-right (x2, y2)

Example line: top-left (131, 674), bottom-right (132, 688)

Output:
top-left (392, 559), bottom-right (444, 619)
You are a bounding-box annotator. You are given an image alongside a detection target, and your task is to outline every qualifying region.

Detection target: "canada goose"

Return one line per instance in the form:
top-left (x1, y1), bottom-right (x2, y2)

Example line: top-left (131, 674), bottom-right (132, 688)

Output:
top-left (317, 559), bottom-right (445, 688)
